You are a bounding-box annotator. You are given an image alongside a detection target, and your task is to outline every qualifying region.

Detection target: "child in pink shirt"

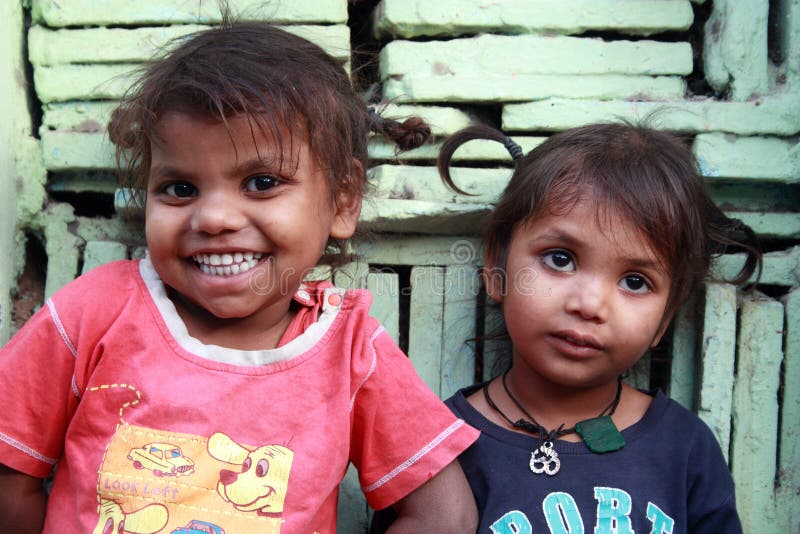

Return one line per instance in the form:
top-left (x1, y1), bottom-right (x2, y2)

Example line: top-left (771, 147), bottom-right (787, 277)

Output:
top-left (0, 22), bottom-right (478, 533)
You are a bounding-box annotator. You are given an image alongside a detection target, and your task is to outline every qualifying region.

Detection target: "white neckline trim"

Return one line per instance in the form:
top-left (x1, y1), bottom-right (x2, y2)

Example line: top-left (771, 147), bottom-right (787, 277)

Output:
top-left (139, 256), bottom-right (340, 366)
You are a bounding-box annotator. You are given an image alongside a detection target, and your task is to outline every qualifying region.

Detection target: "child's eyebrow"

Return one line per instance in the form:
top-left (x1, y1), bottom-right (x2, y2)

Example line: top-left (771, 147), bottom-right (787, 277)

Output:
top-left (232, 157), bottom-right (284, 176)
top-left (149, 164), bottom-right (187, 181)
top-left (149, 158), bottom-right (286, 181)
top-left (536, 230), bottom-right (664, 272)
top-left (534, 230), bottom-right (584, 248)
top-left (624, 257), bottom-right (665, 273)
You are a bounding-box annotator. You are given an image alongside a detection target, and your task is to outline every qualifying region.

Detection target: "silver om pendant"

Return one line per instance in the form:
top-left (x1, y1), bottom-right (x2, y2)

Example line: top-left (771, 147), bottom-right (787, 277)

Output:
top-left (529, 441), bottom-right (560, 476)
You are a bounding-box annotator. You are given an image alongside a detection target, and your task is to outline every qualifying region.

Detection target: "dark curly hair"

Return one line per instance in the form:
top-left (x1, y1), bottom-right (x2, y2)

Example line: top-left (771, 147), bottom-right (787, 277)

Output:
top-left (108, 20), bottom-right (430, 262)
top-left (438, 121), bottom-right (762, 322)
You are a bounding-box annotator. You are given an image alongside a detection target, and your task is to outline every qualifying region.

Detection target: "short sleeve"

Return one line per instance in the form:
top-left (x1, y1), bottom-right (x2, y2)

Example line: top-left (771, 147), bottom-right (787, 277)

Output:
top-left (0, 261), bottom-right (134, 478)
top-left (0, 299), bottom-right (80, 477)
top-left (348, 328), bottom-right (479, 510)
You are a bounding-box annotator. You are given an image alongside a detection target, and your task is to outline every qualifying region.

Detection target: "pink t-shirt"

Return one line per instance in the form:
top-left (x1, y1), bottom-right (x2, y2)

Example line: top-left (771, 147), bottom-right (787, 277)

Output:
top-left (0, 259), bottom-right (477, 533)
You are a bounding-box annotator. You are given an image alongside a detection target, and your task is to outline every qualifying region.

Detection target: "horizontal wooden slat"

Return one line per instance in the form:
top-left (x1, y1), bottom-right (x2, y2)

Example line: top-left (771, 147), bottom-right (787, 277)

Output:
top-left (29, 25), bottom-right (201, 65)
top-left (32, 0), bottom-right (348, 26)
top-left (39, 102), bottom-right (464, 135)
top-left (368, 137), bottom-right (546, 161)
top-left (713, 247), bottom-right (800, 287)
top-left (709, 182), bottom-right (799, 212)
top-left (503, 95), bottom-right (800, 135)
top-left (356, 236), bottom-right (482, 266)
top-left (49, 173), bottom-right (117, 194)
top-left (359, 198), bottom-right (490, 235)
top-left (376, 104), bottom-right (472, 136)
top-left (368, 165), bottom-right (507, 204)
top-left (729, 211), bottom-right (800, 238)
top-left (41, 131), bottom-right (114, 170)
top-left (694, 133), bottom-right (800, 182)
top-left (384, 73), bottom-right (686, 103)
top-left (34, 64), bottom-right (139, 103)
top-left (41, 102), bottom-right (117, 131)
top-left (29, 24), bottom-right (350, 65)
top-left (375, 0), bottom-right (693, 38)
top-left (32, 26), bottom-right (350, 103)
top-left (380, 36), bottom-right (693, 80)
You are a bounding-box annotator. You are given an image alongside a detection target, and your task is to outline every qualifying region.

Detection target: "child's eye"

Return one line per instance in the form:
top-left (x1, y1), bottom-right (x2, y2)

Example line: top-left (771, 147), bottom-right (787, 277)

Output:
top-left (542, 250), bottom-right (575, 272)
top-left (163, 182), bottom-right (196, 198)
top-left (245, 174), bottom-right (279, 192)
top-left (620, 274), bottom-right (651, 294)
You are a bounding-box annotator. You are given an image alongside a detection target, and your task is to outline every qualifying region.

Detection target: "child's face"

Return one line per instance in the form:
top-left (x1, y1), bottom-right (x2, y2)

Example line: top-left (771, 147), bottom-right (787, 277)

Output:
top-left (145, 111), bottom-right (360, 327)
top-left (485, 197), bottom-right (671, 390)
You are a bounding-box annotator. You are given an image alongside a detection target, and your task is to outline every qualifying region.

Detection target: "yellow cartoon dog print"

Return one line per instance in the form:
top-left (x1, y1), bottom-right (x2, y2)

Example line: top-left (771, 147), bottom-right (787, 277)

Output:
top-left (207, 432), bottom-right (294, 516)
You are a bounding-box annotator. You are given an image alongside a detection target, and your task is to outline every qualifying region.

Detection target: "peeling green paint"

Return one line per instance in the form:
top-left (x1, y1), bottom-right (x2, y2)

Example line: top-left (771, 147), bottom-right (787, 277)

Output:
top-left (31, 0), bottom-right (348, 26)
top-left (704, 0), bottom-right (769, 100)
top-left (1, 0), bottom-right (43, 343)
top-left (375, 0), bottom-right (693, 38)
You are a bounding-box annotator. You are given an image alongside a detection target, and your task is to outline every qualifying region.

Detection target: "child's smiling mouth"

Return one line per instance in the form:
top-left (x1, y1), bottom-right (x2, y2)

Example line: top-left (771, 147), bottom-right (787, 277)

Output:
top-left (192, 252), bottom-right (264, 276)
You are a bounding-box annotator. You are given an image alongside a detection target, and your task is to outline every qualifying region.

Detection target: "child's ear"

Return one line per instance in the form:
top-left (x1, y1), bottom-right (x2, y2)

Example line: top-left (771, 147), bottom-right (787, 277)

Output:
top-left (482, 252), bottom-right (504, 304)
top-left (329, 159), bottom-right (364, 240)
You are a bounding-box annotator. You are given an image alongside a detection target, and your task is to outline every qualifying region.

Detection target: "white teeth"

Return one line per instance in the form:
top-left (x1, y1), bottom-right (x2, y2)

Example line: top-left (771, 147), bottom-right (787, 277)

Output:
top-left (192, 252), bottom-right (264, 277)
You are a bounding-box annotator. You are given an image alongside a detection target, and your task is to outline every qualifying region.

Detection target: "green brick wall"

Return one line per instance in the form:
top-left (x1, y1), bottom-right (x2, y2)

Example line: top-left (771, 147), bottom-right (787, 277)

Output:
top-left (1, 1), bottom-right (798, 532)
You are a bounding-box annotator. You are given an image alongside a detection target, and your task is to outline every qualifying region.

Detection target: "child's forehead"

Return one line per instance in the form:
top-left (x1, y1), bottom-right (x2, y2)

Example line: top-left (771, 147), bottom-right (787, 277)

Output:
top-left (153, 110), bottom-right (304, 143)
top-left (151, 110), bottom-right (308, 161)
top-left (145, 111), bottom-right (327, 183)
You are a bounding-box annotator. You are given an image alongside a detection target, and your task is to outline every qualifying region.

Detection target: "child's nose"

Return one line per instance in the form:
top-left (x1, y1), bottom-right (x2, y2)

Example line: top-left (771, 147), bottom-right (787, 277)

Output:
top-left (564, 276), bottom-right (609, 322)
top-left (190, 193), bottom-right (248, 234)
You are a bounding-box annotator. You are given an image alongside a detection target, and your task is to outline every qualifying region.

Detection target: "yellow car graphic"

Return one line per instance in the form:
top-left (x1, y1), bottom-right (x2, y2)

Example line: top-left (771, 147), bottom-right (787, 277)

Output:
top-left (128, 442), bottom-right (195, 477)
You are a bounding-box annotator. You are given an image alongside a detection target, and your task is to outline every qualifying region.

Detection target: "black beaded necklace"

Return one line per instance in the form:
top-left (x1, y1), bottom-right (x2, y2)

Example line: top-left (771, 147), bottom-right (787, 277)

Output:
top-left (483, 371), bottom-right (625, 476)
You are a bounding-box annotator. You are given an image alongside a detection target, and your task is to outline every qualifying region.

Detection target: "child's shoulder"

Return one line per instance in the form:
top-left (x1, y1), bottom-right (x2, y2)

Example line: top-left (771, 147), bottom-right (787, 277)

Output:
top-left (635, 390), bottom-right (727, 456)
top-left (50, 259), bottom-right (141, 309)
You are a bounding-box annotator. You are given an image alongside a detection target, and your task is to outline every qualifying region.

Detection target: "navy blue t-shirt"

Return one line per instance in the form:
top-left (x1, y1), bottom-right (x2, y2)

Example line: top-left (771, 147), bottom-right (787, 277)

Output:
top-left (446, 384), bottom-right (742, 534)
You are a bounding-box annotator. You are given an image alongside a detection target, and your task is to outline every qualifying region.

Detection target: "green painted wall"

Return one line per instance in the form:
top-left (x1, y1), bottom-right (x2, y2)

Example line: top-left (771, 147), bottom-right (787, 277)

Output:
top-left (1, 0), bottom-right (799, 531)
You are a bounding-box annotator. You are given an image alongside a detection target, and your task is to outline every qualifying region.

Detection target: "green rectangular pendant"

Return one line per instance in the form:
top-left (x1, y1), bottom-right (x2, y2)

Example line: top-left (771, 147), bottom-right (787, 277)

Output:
top-left (575, 415), bottom-right (626, 454)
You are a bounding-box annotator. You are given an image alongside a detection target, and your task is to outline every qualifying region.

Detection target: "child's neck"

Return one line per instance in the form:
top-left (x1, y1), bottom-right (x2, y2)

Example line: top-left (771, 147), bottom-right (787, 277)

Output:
top-left (505, 368), bottom-right (621, 431)
top-left (169, 289), bottom-right (295, 351)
